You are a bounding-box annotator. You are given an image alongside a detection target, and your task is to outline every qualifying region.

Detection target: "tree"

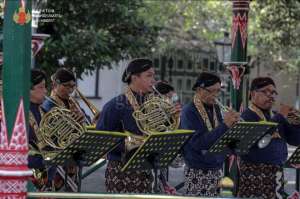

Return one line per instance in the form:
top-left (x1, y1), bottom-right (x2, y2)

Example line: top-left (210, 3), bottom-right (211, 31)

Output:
top-left (250, 0), bottom-right (300, 71)
top-left (142, 0), bottom-right (300, 72)
top-left (36, 0), bottom-right (159, 77)
top-left (141, 0), bottom-right (232, 54)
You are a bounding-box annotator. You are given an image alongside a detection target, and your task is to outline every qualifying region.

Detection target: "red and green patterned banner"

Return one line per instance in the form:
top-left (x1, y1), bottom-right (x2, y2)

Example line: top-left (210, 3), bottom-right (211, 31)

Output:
top-left (229, 0), bottom-right (250, 111)
top-left (1, 0), bottom-right (32, 198)
top-left (231, 0), bottom-right (249, 63)
top-left (3, 0), bottom-right (31, 136)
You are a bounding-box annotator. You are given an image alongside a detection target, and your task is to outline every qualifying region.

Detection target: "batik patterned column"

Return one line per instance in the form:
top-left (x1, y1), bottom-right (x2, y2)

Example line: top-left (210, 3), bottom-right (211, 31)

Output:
top-left (229, 0), bottom-right (250, 111)
top-left (0, 100), bottom-right (32, 199)
top-left (3, 0), bottom-right (31, 134)
top-left (1, 0), bottom-right (32, 198)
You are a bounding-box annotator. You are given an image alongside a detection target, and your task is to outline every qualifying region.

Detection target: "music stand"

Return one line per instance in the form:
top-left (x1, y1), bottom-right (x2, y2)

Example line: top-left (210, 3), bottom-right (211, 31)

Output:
top-left (85, 125), bottom-right (96, 131)
top-left (209, 121), bottom-right (278, 155)
top-left (44, 130), bottom-right (126, 192)
top-left (286, 147), bottom-right (300, 167)
top-left (121, 129), bottom-right (194, 193)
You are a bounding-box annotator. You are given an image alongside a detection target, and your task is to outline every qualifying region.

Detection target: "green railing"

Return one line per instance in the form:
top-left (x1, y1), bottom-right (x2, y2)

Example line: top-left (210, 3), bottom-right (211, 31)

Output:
top-left (82, 159), bottom-right (106, 179)
top-left (27, 192), bottom-right (234, 199)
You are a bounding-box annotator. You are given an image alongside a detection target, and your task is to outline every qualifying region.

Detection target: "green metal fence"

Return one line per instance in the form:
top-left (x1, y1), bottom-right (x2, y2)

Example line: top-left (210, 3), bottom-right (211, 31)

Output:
top-left (27, 192), bottom-right (235, 199)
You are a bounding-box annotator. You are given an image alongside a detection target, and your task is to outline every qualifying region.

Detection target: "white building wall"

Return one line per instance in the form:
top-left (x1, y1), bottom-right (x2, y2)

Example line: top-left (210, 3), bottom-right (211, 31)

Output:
top-left (76, 60), bottom-right (128, 117)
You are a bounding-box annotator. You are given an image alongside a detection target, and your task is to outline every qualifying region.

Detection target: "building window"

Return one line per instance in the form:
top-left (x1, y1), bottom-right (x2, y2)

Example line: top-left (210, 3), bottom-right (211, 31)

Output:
top-left (161, 56), bottom-right (167, 70)
top-left (196, 60), bottom-right (202, 70)
top-left (177, 59), bottom-right (184, 70)
top-left (160, 56), bottom-right (167, 80)
top-left (168, 57), bottom-right (174, 70)
top-left (177, 78), bottom-right (183, 90)
top-left (154, 58), bottom-right (160, 69)
top-left (186, 79), bottom-right (192, 90)
top-left (218, 63), bottom-right (223, 71)
top-left (187, 60), bottom-right (193, 71)
top-left (203, 58), bottom-right (209, 71)
top-left (210, 61), bottom-right (215, 72)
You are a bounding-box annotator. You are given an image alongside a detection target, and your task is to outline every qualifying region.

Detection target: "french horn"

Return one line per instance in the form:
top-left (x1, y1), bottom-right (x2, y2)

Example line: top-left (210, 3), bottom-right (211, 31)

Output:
top-left (125, 86), bottom-right (180, 155)
top-left (37, 107), bottom-right (85, 158)
top-left (287, 109), bottom-right (300, 125)
top-left (37, 87), bottom-right (101, 156)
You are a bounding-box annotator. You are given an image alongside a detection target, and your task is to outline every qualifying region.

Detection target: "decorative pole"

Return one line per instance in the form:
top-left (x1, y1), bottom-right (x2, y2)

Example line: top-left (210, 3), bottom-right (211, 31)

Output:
top-left (228, 0), bottom-right (250, 111)
top-left (0, 0), bottom-right (32, 198)
top-left (226, 0), bottom-right (250, 196)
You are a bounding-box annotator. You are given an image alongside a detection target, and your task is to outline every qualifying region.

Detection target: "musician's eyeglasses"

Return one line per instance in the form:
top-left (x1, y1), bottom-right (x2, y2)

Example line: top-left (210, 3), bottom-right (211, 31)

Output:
top-left (61, 83), bottom-right (76, 89)
top-left (202, 87), bottom-right (221, 96)
top-left (256, 89), bottom-right (278, 97)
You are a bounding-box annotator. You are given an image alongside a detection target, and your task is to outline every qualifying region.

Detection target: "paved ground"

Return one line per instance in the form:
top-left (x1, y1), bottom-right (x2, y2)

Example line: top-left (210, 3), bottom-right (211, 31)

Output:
top-left (81, 160), bottom-right (299, 196)
top-left (80, 146), bottom-right (300, 196)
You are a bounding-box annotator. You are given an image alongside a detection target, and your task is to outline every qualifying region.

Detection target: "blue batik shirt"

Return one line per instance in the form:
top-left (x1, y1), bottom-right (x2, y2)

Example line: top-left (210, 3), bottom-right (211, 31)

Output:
top-left (241, 107), bottom-right (300, 166)
top-left (28, 102), bottom-right (45, 169)
top-left (181, 102), bottom-right (229, 170)
top-left (96, 92), bottom-right (146, 161)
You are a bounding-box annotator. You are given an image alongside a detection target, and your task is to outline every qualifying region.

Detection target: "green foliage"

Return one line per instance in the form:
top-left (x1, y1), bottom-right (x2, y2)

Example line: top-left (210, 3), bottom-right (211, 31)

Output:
top-left (251, 0), bottom-right (300, 71)
top-left (36, 0), bottom-right (159, 77)
top-left (1, 0), bottom-right (300, 74)
top-left (141, 0), bottom-right (232, 54)
top-left (142, 0), bottom-right (300, 71)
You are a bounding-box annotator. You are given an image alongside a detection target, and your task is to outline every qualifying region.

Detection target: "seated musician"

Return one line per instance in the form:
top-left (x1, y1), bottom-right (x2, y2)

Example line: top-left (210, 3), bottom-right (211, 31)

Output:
top-left (28, 69), bottom-right (51, 190)
top-left (238, 77), bottom-right (300, 199)
top-left (180, 72), bottom-right (240, 197)
top-left (96, 58), bottom-right (157, 193)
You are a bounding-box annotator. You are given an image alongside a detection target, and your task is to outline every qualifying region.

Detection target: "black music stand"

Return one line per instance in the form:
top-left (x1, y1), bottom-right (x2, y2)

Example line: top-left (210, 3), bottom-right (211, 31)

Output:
top-left (286, 147), bottom-right (300, 167)
top-left (286, 148), bottom-right (300, 192)
top-left (44, 130), bottom-right (126, 192)
top-left (121, 129), bottom-right (194, 193)
top-left (209, 121), bottom-right (278, 155)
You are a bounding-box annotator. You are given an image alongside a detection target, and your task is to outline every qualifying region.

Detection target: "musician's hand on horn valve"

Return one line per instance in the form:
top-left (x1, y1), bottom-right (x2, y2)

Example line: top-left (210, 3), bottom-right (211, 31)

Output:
top-left (173, 103), bottom-right (182, 117)
top-left (74, 108), bottom-right (86, 124)
top-left (223, 110), bottom-right (240, 128)
top-left (278, 103), bottom-right (294, 119)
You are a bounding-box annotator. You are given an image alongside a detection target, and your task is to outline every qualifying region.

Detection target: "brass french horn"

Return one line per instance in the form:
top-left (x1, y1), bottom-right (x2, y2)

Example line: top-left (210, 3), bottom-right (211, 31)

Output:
top-left (39, 108), bottom-right (84, 149)
top-left (286, 108), bottom-right (300, 125)
top-left (37, 88), bottom-right (100, 159)
top-left (125, 86), bottom-right (180, 154)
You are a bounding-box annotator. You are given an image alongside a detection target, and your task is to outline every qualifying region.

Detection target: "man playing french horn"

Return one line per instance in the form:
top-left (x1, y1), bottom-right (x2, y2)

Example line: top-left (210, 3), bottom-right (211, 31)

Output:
top-left (96, 58), bottom-right (181, 193)
top-left (238, 77), bottom-right (300, 199)
top-left (42, 68), bottom-right (89, 191)
top-left (42, 68), bottom-right (88, 124)
top-left (28, 69), bottom-right (51, 190)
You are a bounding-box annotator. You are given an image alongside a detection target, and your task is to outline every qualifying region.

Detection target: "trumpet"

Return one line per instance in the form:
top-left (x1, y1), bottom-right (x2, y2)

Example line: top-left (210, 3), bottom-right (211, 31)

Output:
top-left (215, 99), bottom-right (271, 148)
top-left (214, 99), bottom-right (245, 122)
top-left (258, 105), bottom-right (300, 148)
